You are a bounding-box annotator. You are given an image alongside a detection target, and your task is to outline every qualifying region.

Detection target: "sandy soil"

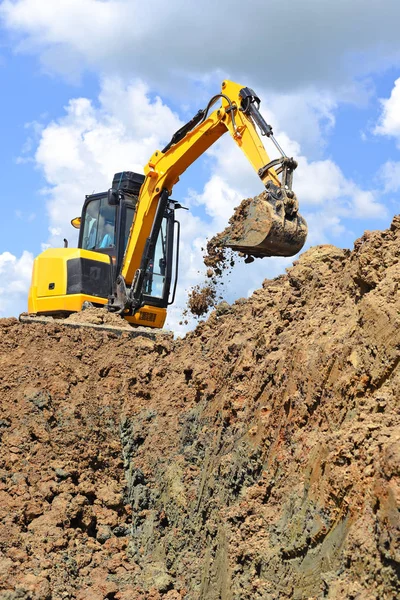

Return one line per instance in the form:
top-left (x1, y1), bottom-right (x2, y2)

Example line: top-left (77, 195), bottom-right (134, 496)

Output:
top-left (0, 218), bottom-right (399, 598)
top-left (66, 307), bottom-right (132, 329)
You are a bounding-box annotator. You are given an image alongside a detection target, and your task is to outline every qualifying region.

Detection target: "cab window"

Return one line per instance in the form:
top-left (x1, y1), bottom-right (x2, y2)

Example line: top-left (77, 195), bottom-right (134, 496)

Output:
top-left (143, 218), bottom-right (167, 298)
top-left (81, 197), bottom-right (116, 251)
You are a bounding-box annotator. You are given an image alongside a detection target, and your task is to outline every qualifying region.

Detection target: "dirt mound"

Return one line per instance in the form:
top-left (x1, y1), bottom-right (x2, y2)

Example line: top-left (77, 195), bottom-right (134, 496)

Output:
top-left (1, 218), bottom-right (400, 598)
top-left (66, 307), bottom-right (132, 329)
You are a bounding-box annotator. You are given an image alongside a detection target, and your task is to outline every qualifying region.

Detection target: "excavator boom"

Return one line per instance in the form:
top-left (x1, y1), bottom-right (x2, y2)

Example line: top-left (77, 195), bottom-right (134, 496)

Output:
top-left (120, 80), bottom-right (307, 291)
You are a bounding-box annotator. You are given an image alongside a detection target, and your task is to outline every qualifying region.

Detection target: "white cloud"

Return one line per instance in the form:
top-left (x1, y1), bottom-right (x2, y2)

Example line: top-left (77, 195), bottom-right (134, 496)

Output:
top-left (351, 188), bottom-right (386, 219)
top-left (2, 0), bottom-right (400, 97)
top-left (375, 77), bottom-right (400, 145)
top-left (304, 212), bottom-right (346, 246)
top-left (188, 175), bottom-right (244, 230)
top-left (29, 77), bottom-right (309, 333)
top-left (372, 79), bottom-right (400, 203)
top-left (262, 88), bottom-right (338, 158)
top-left (378, 160), bottom-right (400, 193)
top-left (0, 250), bottom-right (33, 317)
top-left (34, 77), bottom-right (181, 247)
top-left (296, 158), bottom-right (385, 219)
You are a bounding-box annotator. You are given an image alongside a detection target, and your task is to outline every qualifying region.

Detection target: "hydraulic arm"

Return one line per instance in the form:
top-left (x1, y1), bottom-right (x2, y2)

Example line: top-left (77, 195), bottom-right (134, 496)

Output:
top-left (115, 80), bottom-right (307, 315)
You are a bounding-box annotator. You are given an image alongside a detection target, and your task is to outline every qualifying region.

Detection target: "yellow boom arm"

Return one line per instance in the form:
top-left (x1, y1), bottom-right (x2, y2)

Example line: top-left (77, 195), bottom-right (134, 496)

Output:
top-left (121, 80), bottom-right (290, 286)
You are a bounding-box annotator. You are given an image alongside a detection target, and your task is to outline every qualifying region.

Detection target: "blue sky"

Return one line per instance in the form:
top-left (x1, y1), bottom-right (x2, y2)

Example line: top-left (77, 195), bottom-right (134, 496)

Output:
top-left (1, 0), bottom-right (400, 332)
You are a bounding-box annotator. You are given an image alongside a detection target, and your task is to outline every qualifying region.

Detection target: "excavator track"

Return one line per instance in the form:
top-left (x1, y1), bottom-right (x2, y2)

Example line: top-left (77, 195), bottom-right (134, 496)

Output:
top-left (19, 314), bottom-right (173, 341)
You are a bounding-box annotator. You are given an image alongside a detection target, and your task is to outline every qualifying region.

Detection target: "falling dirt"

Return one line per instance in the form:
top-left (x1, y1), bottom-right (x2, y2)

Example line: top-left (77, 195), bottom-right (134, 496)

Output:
top-left (186, 284), bottom-right (217, 317)
top-left (1, 217), bottom-right (400, 599)
top-left (186, 192), bottom-right (267, 319)
top-left (204, 197), bottom-right (253, 270)
top-left (186, 243), bottom-right (236, 319)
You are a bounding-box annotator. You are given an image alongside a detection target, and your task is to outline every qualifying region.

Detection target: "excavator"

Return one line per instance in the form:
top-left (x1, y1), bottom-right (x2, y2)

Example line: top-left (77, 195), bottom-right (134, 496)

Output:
top-left (24, 80), bottom-right (308, 333)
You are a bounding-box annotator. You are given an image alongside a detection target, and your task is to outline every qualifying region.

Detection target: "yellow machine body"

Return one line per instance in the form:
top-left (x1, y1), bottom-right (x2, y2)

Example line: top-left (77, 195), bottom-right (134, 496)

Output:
top-left (28, 248), bottom-right (166, 328)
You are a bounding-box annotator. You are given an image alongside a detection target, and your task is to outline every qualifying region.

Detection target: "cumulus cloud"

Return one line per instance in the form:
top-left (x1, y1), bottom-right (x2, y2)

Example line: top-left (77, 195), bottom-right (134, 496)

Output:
top-left (372, 78), bottom-right (400, 201)
top-left (375, 77), bottom-right (400, 145)
top-left (4, 0), bottom-right (393, 186)
top-left (378, 160), bottom-right (400, 193)
top-left (28, 77), bottom-right (305, 332)
top-left (295, 158), bottom-right (385, 219)
top-left (261, 88), bottom-right (338, 158)
top-left (34, 77), bottom-right (181, 247)
top-left (2, 0), bottom-right (400, 97)
top-left (0, 250), bottom-right (33, 317)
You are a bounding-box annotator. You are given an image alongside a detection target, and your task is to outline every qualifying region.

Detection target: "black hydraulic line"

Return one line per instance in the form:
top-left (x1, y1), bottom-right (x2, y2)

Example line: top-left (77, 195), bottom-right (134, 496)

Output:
top-left (160, 222), bottom-right (166, 257)
top-left (162, 110), bottom-right (206, 153)
top-left (247, 102), bottom-right (274, 137)
top-left (239, 86), bottom-right (286, 156)
top-left (161, 208), bottom-right (175, 306)
top-left (199, 93), bottom-right (239, 132)
top-left (162, 92), bottom-right (239, 154)
top-left (198, 94), bottom-right (220, 122)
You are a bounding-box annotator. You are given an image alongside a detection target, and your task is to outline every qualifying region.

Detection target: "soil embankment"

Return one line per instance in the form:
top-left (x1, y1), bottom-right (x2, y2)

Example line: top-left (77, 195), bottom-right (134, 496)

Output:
top-left (0, 218), bottom-right (399, 599)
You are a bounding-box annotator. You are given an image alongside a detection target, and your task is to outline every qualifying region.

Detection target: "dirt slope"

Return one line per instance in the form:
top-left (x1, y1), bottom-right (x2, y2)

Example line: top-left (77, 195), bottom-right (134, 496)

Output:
top-left (0, 218), bottom-right (399, 599)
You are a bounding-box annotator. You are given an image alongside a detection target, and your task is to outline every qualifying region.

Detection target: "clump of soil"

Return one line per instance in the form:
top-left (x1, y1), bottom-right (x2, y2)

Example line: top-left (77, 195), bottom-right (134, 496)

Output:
top-left (203, 240), bottom-right (228, 276)
top-left (1, 216), bottom-right (400, 598)
top-left (205, 197), bottom-right (253, 269)
top-left (185, 245), bottom-right (236, 318)
top-left (203, 195), bottom-right (257, 275)
top-left (186, 284), bottom-right (217, 317)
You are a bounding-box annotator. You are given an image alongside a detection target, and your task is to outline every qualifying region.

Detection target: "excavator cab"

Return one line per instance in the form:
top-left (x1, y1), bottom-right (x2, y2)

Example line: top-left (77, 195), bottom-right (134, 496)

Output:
top-left (27, 171), bottom-right (180, 328)
top-left (78, 182), bottom-right (177, 307)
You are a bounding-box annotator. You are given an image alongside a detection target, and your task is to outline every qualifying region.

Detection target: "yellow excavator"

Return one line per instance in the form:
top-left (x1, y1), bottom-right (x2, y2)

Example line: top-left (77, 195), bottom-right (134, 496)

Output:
top-left (25, 80), bottom-right (307, 332)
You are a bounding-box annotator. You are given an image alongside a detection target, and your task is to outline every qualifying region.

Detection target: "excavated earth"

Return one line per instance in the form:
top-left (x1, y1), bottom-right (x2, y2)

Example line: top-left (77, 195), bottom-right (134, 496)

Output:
top-left (1, 218), bottom-right (400, 599)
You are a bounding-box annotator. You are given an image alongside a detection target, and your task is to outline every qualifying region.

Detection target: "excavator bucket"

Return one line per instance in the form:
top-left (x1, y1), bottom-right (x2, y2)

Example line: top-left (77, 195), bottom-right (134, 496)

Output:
top-left (218, 191), bottom-right (308, 258)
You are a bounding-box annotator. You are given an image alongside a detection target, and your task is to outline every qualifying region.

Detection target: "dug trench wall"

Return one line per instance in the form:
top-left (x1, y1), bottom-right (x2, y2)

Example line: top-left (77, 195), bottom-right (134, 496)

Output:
top-left (0, 218), bottom-right (399, 599)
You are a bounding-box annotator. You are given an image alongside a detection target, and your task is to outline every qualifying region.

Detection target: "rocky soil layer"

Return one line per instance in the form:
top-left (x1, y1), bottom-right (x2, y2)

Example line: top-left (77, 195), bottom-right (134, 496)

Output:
top-left (0, 218), bottom-right (400, 599)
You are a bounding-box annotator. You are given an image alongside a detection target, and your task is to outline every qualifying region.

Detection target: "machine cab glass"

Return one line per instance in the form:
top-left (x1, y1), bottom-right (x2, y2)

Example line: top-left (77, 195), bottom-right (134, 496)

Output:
top-left (81, 196), bottom-right (117, 253)
top-left (78, 190), bottom-right (173, 307)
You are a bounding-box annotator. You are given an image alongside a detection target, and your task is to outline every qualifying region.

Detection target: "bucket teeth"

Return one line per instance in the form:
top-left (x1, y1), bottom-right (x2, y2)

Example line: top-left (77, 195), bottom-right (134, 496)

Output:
top-left (219, 192), bottom-right (308, 258)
